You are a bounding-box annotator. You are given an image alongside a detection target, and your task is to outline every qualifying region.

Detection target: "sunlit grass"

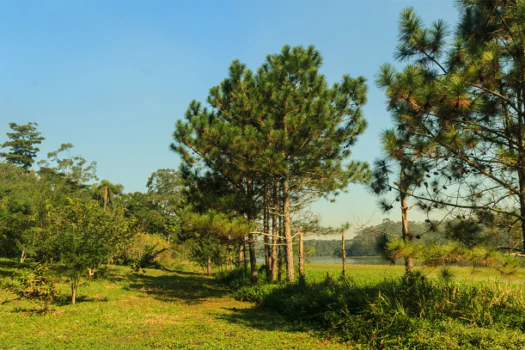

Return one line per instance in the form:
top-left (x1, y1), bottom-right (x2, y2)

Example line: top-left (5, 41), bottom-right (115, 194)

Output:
top-left (0, 259), bottom-right (341, 349)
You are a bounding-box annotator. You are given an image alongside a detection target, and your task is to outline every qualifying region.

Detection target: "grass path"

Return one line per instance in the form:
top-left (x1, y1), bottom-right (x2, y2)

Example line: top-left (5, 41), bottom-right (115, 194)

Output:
top-left (0, 263), bottom-right (345, 349)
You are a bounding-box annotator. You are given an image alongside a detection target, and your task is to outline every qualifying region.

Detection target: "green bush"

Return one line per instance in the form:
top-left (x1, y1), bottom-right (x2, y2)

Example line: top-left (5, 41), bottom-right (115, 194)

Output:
top-left (13, 264), bottom-right (61, 310)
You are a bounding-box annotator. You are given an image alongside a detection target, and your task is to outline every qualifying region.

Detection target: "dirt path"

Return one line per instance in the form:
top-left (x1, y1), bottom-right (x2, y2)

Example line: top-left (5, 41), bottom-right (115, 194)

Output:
top-left (124, 270), bottom-right (347, 349)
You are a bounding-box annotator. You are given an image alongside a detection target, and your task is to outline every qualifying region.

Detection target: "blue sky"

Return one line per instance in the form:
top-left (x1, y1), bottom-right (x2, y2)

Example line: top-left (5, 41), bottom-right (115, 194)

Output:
top-left (0, 0), bottom-right (459, 230)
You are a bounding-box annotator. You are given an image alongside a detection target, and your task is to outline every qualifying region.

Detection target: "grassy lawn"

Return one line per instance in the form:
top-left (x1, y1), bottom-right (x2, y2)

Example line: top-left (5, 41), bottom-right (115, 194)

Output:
top-left (2, 259), bottom-right (525, 349)
top-left (0, 259), bottom-right (343, 350)
top-left (306, 262), bottom-right (525, 285)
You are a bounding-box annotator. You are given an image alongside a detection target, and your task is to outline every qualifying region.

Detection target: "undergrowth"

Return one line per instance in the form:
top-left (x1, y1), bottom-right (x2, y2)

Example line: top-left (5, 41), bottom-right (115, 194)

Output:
top-left (218, 269), bottom-right (525, 349)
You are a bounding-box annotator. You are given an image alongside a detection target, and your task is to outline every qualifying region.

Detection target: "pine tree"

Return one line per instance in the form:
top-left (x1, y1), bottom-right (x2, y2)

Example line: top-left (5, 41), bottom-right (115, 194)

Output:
top-left (173, 46), bottom-right (370, 281)
top-left (257, 45), bottom-right (370, 280)
top-left (370, 129), bottom-right (427, 273)
top-left (378, 1), bottom-right (525, 252)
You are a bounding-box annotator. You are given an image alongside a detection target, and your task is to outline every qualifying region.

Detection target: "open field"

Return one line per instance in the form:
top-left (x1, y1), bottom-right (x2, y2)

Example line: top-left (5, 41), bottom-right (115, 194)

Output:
top-left (305, 263), bottom-right (525, 284)
top-left (0, 259), bottom-right (341, 350)
top-left (2, 259), bottom-right (525, 349)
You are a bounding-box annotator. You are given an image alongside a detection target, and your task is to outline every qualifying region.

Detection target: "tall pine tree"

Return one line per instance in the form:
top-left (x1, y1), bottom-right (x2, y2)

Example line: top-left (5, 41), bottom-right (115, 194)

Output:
top-left (378, 1), bottom-right (525, 252)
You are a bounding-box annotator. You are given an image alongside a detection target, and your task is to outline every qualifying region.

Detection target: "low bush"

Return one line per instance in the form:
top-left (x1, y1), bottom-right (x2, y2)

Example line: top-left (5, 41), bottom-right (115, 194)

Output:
top-left (11, 264), bottom-right (62, 310)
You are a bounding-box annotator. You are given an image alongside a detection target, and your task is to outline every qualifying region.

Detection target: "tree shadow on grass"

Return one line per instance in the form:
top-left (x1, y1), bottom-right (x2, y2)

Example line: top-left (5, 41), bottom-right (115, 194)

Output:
top-left (217, 305), bottom-right (308, 333)
top-left (126, 271), bottom-right (230, 304)
top-left (0, 259), bottom-right (25, 279)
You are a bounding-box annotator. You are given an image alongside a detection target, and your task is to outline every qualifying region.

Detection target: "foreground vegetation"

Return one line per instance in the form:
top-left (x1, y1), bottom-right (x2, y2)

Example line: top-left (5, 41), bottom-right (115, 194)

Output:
top-left (3, 259), bottom-right (525, 349)
top-left (220, 264), bottom-right (525, 349)
top-left (0, 259), bottom-right (341, 349)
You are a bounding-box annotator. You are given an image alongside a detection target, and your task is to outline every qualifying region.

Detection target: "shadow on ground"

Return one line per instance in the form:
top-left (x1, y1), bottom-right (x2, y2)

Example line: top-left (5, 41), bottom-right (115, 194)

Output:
top-left (126, 271), bottom-right (229, 304)
top-left (216, 305), bottom-right (308, 333)
top-left (0, 259), bottom-right (24, 279)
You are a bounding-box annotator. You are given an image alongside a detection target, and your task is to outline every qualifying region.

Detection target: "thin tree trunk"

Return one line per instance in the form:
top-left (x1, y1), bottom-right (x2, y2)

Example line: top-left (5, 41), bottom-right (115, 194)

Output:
top-left (243, 239), bottom-right (248, 274)
top-left (238, 244), bottom-right (244, 269)
top-left (400, 172), bottom-right (414, 274)
top-left (20, 250), bottom-right (25, 264)
top-left (519, 169), bottom-right (525, 253)
top-left (277, 237), bottom-right (283, 281)
top-left (271, 183), bottom-right (278, 281)
top-left (249, 234), bottom-right (258, 282)
top-left (278, 203), bottom-right (283, 281)
top-left (283, 178), bottom-right (295, 281)
top-left (207, 256), bottom-right (212, 276)
top-left (103, 186), bottom-right (108, 211)
top-left (298, 231), bottom-right (305, 279)
top-left (71, 276), bottom-right (78, 304)
top-left (264, 187), bottom-right (271, 280)
top-left (342, 230), bottom-right (346, 277)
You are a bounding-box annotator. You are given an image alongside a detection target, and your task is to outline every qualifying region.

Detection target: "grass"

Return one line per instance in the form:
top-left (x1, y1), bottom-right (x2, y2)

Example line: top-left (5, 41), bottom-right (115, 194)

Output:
top-left (222, 263), bottom-right (525, 349)
top-left (0, 259), bottom-right (342, 349)
top-left (3, 259), bottom-right (525, 349)
top-left (306, 263), bottom-right (525, 284)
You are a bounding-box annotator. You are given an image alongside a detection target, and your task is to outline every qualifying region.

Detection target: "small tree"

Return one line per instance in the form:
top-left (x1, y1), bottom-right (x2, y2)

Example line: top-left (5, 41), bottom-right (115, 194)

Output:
top-left (370, 129), bottom-right (427, 273)
top-left (48, 197), bottom-right (118, 304)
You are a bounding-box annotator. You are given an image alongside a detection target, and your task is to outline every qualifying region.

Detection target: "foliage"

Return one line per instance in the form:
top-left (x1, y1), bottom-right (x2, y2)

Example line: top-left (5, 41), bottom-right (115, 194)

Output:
top-left (44, 197), bottom-right (124, 303)
top-left (0, 122), bottom-right (45, 170)
top-left (12, 264), bottom-right (61, 310)
top-left (378, 0), bottom-right (525, 252)
top-left (172, 45), bottom-right (370, 281)
top-left (0, 162), bottom-right (39, 258)
top-left (122, 232), bottom-right (171, 272)
top-left (221, 268), bottom-right (525, 349)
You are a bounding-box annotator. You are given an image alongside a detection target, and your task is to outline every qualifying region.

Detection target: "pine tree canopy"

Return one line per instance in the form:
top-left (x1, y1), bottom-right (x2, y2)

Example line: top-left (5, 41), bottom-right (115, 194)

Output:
top-left (377, 0), bottom-right (525, 250)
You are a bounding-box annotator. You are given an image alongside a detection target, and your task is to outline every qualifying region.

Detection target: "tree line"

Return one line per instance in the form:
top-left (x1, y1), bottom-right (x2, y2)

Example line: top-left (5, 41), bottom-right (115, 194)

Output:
top-left (0, 122), bottom-right (185, 303)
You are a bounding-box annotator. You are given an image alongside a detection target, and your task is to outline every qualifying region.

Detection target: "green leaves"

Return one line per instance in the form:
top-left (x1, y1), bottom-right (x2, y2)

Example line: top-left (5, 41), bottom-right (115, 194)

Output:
top-left (1, 122), bottom-right (45, 170)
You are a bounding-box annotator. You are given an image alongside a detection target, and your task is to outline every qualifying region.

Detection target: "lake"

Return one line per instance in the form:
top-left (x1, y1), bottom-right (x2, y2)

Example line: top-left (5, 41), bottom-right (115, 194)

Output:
top-left (257, 256), bottom-right (400, 265)
top-left (306, 256), bottom-right (397, 265)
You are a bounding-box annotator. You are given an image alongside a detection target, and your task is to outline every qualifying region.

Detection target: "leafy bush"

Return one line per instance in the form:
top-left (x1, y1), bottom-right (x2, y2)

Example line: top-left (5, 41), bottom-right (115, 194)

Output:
top-left (13, 264), bottom-right (61, 310)
top-left (123, 233), bottom-right (171, 272)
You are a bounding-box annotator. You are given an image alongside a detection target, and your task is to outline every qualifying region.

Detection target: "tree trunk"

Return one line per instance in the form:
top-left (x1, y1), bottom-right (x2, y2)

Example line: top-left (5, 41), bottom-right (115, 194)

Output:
top-left (249, 234), bottom-right (258, 283)
top-left (278, 205), bottom-right (283, 281)
top-left (271, 185), bottom-right (278, 281)
top-left (264, 189), bottom-right (271, 280)
top-left (342, 230), bottom-right (346, 277)
top-left (400, 181), bottom-right (414, 274)
top-left (243, 239), bottom-right (248, 274)
top-left (298, 231), bottom-right (305, 279)
top-left (277, 237), bottom-right (283, 281)
top-left (238, 244), bottom-right (244, 269)
top-left (71, 276), bottom-right (79, 305)
top-left (207, 256), bottom-right (212, 276)
top-left (283, 178), bottom-right (295, 281)
top-left (19, 250), bottom-right (25, 264)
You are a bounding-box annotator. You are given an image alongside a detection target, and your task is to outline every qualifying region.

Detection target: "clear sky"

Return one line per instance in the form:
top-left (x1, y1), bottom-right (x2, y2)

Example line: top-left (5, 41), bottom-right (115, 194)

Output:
top-left (0, 0), bottom-right (459, 231)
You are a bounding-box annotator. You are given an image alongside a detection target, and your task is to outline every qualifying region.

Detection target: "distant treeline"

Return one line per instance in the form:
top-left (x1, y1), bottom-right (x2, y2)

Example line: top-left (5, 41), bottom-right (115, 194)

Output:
top-left (255, 218), bottom-right (520, 258)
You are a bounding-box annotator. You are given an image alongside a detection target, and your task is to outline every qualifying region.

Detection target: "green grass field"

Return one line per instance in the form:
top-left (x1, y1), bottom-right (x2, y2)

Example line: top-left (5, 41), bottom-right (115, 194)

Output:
top-left (2, 259), bottom-right (525, 349)
top-left (306, 263), bottom-right (525, 284)
top-left (0, 259), bottom-right (342, 350)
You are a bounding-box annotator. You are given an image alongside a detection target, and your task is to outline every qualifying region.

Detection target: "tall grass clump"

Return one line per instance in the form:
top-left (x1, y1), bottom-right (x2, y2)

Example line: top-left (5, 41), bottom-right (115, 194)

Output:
top-left (218, 269), bottom-right (525, 348)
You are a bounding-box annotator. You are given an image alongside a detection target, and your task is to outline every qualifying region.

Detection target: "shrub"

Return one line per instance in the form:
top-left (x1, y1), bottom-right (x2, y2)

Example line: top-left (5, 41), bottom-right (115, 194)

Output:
top-left (13, 264), bottom-right (61, 310)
